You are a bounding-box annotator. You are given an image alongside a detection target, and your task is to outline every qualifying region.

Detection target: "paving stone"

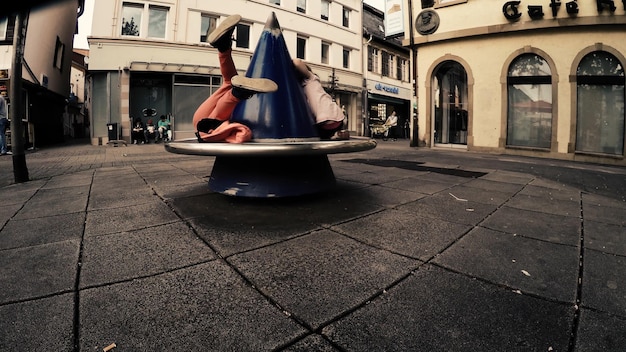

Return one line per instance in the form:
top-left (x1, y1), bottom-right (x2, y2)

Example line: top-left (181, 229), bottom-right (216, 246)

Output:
top-left (0, 212), bottom-right (85, 250)
top-left (581, 249), bottom-right (626, 316)
top-left (13, 185), bottom-right (91, 220)
top-left (333, 209), bottom-right (471, 260)
top-left (584, 220), bottom-right (626, 256)
top-left (323, 265), bottom-right (573, 351)
top-left (396, 193), bottom-right (496, 225)
top-left (462, 177), bottom-right (525, 194)
top-left (283, 334), bottom-right (340, 351)
top-left (81, 221), bottom-right (216, 287)
top-left (575, 308), bottom-right (626, 352)
top-left (79, 261), bottom-right (305, 351)
top-left (85, 200), bottom-right (179, 236)
top-left (0, 240), bottom-right (79, 303)
top-left (0, 293), bottom-right (74, 351)
top-left (228, 230), bottom-right (419, 330)
top-left (507, 193), bottom-right (581, 218)
top-left (433, 226), bottom-right (579, 302)
top-left (482, 206), bottom-right (581, 246)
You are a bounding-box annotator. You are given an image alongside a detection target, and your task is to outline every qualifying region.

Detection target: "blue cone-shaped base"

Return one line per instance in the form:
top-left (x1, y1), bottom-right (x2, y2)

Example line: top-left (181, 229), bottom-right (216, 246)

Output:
top-left (231, 15), bottom-right (318, 140)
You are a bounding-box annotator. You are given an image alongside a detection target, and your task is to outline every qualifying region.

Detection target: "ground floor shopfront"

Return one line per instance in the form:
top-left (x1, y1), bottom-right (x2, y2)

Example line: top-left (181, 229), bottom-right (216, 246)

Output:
top-left (412, 28), bottom-right (626, 165)
top-left (365, 79), bottom-right (412, 140)
top-left (90, 66), bottom-right (363, 145)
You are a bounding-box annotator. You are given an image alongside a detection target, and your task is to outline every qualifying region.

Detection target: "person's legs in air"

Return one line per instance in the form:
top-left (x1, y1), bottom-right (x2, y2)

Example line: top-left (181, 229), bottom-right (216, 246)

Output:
top-left (193, 15), bottom-right (277, 141)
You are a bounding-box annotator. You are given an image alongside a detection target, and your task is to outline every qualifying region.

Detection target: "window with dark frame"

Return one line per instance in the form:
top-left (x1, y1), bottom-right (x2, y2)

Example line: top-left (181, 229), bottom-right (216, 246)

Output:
top-left (200, 14), bottom-right (217, 43)
top-left (235, 23), bottom-right (250, 49)
top-left (342, 7), bottom-right (350, 27)
top-left (321, 42), bottom-right (329, 64)
top-left (297, 36), bottom-right (306, 59)
top-left (321, 0), bottom-right (329, 20)
top-left (342, 47), bottom-right (350, 68)
top-left (382, 51), bottom-right (390, 77)
top-left (54, 36), bottom-right (64, 70)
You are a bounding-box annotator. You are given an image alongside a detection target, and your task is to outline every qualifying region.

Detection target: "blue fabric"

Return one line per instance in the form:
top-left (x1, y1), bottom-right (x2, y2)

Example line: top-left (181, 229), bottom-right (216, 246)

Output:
top-left (0, 117), bottom-right (8, 154)
top-left (231, 13), bottom-right (318, 140)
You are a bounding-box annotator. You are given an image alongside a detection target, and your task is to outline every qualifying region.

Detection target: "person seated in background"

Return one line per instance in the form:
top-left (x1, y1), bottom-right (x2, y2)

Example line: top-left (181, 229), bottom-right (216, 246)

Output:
top-left (145, 119), bottom-right (157, 142)
top-left (292, 58), bottom-right (348, 140)
top-left (131, 118), bottom-right (146, 144)
top-left (157, 114), bottom-right (171, 142)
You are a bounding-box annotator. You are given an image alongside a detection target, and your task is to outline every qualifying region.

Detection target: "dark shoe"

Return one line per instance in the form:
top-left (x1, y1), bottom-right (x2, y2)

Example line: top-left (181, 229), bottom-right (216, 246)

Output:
top-left (197, 118), bottom-right (224, 132)
top-left (208, 15), bottom-right (241, 52)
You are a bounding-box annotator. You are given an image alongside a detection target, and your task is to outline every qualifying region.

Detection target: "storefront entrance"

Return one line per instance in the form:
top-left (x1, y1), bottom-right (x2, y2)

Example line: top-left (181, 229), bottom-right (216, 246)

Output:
top-left (432, 61), bottom-right (468, 147)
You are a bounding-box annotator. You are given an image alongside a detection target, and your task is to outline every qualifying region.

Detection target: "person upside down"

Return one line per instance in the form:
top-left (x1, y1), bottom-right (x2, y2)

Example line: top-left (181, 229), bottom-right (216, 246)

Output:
top-left (192, 14), bottom-right (346, 143)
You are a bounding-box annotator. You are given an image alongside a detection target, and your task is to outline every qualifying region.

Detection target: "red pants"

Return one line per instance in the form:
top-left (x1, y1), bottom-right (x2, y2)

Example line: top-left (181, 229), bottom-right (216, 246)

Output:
top-left (192, 49), bottom-right (241, 129)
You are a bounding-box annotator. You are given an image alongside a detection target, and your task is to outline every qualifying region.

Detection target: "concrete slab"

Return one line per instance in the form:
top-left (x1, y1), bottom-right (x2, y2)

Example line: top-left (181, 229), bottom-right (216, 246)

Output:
top-left (584, 220), bottom-right (626, 256)
top-left (13, 185), bottom-right (90, 220)
top-left (380, 176), bottom-right (454, 195)
top-left (79, 261), bottom-right (305, 351)
top-left (0, 293), bottom-right (74, 351)
top-left (85, 200), bottom-right (180, 236)
top-left (519, 184), bottom-right (581, 202)
top-left (433, 226), bottom-right (579, 302)
top-left (80, 221), bottom-right (216, 288)
top-left (0, 212), bottom-right (85, 250)
top-left (0, 240), bottom-right (79, 303)
top-left (507, 192), bottom-right (581, 218)
top-left (582, 194), bottom-right (626, 226)
top-left (333, 209), bottom-right (471, 261)
top-left (575, 308), bottom-right (626, 352)
top-left (480, 170), bottom-right (535, 185)
top-left (396, 193), bottom-right (497, 225)
top-left (581, 249), bottom-right (626, 316)
top-left (462, 177), bottom-right (525, 194)
top-left (283, 334), bottom-right (340, 351)
top-left (0, 181), bottom-right (46, 207)
top-left (443, 184), bottom-right (513, 205)
top-left (323, 265), bottom-right (573, 351)
top-left (228, 230), bottom-right (420, 330)
top-left (482, 206), bottom-right (581, 246)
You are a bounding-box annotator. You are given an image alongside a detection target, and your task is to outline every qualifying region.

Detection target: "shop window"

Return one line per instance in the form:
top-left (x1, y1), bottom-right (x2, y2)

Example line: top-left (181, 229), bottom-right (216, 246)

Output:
top-left (342, 7), bottom-right (350, 28)
top-left (200, 14), bottom-right (217, 43)
top-left (121, 2), bottom-right (168, 39)
top-left (506, 53), bottom-right (552, 149)
top-left (297, 36), bottom-right (307, 59)
top-left (297, 0), bottom-right (306, 13)
top-left (235, 23), bottom-right (250, 49)
top-left (321, 0), bottom-right (330, 20)
top-left (321, 42), bottom-right (330, 64)
top-left (342, 47), bottom-right (350, 69)
top-left (575, 51), bottom-right (625, 155)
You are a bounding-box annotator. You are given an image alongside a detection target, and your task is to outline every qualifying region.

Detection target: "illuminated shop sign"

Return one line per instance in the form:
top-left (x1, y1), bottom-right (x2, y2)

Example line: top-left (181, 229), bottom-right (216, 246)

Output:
top-left (503, 0), bottom-right (620, 20)
top-left (375, 83), bottom-right (400, 94)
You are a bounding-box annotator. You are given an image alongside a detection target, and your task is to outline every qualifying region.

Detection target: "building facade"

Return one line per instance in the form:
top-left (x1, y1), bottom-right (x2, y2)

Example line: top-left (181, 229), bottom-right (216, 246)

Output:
top-left (88, 0), bottom-right (363, 144)
top-left (363, 3), bottom-right (412, 140)
top-left (403, 0), bottom-right (626, 165)
top-left (0, 0), bottom-right (83, 147)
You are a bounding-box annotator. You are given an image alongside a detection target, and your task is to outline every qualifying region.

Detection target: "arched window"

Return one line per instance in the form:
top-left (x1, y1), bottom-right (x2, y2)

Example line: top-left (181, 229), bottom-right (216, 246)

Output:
top-left (576, 51), bottom-right (625, 155)
top-left (507, 54), bottom-right (552, 148)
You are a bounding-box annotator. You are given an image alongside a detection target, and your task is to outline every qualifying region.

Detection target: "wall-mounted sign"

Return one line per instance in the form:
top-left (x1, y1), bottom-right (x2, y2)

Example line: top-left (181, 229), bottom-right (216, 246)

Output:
top-left (385, 0), bottom-right (405, 37)
top-left (503, 0), bottom-right (620, 20)
top-left (416, 9), bottom-right (440, 35)
top-left (375, 83), bottom-right (400, 94)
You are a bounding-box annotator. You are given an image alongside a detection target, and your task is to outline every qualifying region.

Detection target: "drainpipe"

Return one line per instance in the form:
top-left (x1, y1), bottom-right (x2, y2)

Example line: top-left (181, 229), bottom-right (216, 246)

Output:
top-left (407, 0), bottom-right (419, 147)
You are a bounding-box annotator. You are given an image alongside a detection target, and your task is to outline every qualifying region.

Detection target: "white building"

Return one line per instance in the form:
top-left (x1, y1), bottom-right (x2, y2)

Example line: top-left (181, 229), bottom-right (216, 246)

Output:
top-left (87, 0), bottom-right (364, 144)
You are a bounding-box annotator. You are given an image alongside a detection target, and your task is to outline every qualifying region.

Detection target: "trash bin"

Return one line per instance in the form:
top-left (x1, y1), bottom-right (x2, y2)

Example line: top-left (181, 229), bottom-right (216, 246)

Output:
top-left (107, 123), bottom-right (118, 141)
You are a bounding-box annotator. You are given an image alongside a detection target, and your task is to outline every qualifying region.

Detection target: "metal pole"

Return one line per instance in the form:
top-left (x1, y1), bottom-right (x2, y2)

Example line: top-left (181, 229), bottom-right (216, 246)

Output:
top-left (10, 10), bottom-right (30, 183)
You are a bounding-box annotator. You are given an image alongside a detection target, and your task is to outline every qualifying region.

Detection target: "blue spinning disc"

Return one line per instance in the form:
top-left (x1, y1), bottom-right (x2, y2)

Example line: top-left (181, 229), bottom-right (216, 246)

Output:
top-left (231, 12), bottom-right (318, 141)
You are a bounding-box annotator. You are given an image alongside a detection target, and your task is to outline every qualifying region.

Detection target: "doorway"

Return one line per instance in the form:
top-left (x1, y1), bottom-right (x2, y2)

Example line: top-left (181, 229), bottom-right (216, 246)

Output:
top-left (433, 61), bottom-right (468, 147)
